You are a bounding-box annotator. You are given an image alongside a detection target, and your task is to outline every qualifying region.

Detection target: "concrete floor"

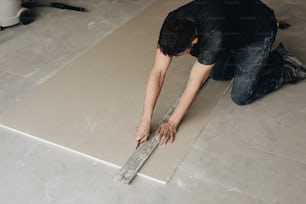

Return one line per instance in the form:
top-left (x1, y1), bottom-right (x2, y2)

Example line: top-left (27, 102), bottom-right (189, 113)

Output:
top-left (1, 0), bottom-right (306, 203)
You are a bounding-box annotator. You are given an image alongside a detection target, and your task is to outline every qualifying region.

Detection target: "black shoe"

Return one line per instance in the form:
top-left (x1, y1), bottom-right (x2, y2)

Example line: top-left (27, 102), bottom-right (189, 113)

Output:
top-left (273, 43), bottom-right (306, 83)
top-left (276, 20), bottom-right (290, 30)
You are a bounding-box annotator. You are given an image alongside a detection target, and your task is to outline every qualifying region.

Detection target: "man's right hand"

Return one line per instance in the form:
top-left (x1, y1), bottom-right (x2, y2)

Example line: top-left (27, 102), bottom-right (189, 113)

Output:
top-left (135, 119), bottom-right (151, 143)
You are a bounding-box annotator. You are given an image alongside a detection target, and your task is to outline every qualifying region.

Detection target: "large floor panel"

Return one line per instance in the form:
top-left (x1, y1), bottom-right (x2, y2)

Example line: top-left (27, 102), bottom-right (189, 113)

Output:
top-left (0, 0), bottom-right (229, 183)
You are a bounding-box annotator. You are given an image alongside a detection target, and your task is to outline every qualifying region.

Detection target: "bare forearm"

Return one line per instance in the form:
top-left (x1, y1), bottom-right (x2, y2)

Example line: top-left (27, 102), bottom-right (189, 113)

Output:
top-left (141, 48), bottom-right (171, 122)
top-left (168, 78), bottom-right (206, 125)
top-left (141, 70), bottom-right (165, 122)
top-left (136, 49), bottom-right (171, 142)
top-left (168, 61), bottom-right (213, 126)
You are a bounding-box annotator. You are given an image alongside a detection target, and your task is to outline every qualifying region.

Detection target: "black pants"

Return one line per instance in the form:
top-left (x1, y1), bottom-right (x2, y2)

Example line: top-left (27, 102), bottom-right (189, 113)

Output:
top-left (210, 28), bottom-right (288, 105)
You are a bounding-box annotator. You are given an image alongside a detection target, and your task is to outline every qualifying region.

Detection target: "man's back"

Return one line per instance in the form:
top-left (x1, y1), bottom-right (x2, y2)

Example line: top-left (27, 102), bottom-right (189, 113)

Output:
top-left (167, 0), bottom-right (276, 48)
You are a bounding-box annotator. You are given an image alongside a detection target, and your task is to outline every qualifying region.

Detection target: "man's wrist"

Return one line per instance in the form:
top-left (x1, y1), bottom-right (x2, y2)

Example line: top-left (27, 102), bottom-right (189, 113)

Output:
top-left (141, 113), bottom-right (152, 123)
top-left (167, 118), bottom-right (179, 128)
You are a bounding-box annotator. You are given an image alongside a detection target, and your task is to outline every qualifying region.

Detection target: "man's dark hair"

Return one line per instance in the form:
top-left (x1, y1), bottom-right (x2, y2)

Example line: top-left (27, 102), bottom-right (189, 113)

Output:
top-left (158, 17), bottom-right (197, 56)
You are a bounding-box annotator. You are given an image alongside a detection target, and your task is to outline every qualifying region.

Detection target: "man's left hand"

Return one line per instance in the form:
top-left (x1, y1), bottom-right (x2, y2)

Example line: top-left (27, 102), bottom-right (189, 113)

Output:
top-left (156, 121), bottom-right (177, 146)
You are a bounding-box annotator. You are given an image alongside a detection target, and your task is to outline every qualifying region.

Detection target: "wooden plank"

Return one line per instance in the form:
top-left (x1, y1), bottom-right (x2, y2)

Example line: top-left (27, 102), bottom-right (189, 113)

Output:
top-left (113, 134), bottom-right (159, 184)
top-left (113, 97), bottom-right (180, 184)
top-left (113, 79), bottom-right (209, 184)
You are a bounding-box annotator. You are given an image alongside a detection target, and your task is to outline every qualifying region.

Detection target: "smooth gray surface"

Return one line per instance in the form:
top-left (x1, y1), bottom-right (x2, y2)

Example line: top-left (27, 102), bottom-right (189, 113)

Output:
top-left (0, 0), bottom-right (306, 203)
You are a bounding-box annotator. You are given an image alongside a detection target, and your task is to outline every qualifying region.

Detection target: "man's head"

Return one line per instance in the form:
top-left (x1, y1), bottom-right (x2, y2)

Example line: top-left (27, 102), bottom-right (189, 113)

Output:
top-left (158, 17), bottom-right (198, 57)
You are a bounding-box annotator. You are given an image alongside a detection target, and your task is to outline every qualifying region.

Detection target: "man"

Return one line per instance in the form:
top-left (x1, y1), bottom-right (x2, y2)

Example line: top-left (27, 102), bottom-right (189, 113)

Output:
top-left (135, 0), bottom-right (306, 146)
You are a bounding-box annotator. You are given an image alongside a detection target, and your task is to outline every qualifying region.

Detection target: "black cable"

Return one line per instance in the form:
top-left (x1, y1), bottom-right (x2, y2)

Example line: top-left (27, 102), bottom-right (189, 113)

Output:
top-left (23, 1), bottom-right (86, 12)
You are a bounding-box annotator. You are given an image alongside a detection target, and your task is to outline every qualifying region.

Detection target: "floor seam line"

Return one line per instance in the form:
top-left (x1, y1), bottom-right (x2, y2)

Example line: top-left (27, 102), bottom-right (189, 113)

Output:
top-left (242, 142), bottom-right (306, 166)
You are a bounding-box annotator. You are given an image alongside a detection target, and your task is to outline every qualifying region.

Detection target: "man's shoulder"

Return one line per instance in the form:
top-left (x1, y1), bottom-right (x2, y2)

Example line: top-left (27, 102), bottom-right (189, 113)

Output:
top-left (166, 0), bottom-right (224, 21)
